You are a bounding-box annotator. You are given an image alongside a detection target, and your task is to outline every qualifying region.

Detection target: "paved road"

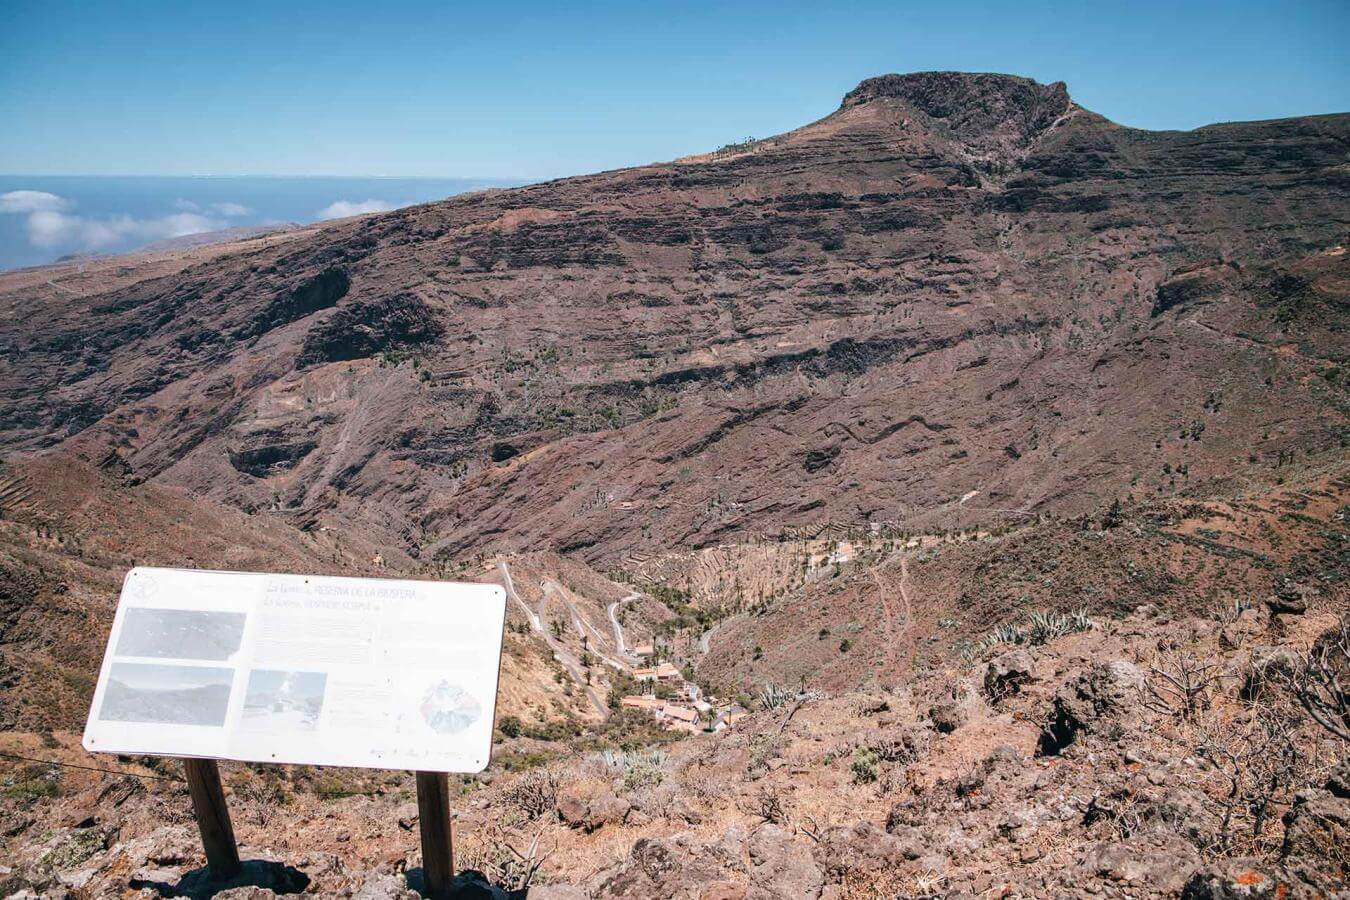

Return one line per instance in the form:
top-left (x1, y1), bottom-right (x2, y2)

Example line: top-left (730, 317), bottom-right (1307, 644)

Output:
top-left (697, 627), bottom-right (713, 656)
top-left (607, 593), bottom-right (641, 660)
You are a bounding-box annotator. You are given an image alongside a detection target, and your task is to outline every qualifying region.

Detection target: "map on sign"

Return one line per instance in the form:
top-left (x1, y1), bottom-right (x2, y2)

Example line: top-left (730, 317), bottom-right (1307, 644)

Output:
top-left (82, 567), bottom-right (507, 773)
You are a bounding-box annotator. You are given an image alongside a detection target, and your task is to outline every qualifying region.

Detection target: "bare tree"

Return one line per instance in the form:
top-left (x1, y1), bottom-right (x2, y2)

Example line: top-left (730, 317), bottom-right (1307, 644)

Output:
top-left (1195, 706), bottom-right (1303, 856)
top-left (1286, 618), bottom-right (1350, 741)
top-left (1142, 653), bottom-right (1223, 721)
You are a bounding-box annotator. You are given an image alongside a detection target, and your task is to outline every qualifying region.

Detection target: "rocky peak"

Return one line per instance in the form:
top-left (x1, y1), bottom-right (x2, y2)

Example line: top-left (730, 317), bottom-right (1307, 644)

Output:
top-left (841, 71), bottom-right (1076, 149)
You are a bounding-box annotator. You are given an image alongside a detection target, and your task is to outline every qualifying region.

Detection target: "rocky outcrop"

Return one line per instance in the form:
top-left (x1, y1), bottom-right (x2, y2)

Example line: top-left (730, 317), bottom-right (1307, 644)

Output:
top-left (840, 71), bottom-right (1076, 157)
top-left (1281, 785), bottom-right (1350, 893)
top-left (984, 648), bottom-right (1036, 701)
top-left (296, 292), bottom-right (442, 366)
top-left (594, 836), bottom-right (733, 899)
top-left (1039, 660), bottom-right (1145, 755)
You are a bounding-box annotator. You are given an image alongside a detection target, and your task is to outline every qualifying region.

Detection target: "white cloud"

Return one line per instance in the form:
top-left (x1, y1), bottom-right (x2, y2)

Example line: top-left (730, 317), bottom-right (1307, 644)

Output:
top-left (212, 201), bottom-right (252, 217)
top-left (0, 190), bottom-right (71, 214)
top-left (24, 209), bottom-right (223, 249)
top-left (175, 199), bottom-right (250, 216)
top-left (3, 188), bottom-right (233, 254)
top-left (159, 212), bottom-right (224, 237)
top-left (317, 199), bottom-right (395, 220)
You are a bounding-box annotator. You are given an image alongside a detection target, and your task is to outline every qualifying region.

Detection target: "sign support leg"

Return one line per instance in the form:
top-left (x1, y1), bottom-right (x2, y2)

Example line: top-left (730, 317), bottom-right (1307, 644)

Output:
top-left (416, 771), bottom-right (454, 899)
top-left (184, 758), bottom-right (242, 880)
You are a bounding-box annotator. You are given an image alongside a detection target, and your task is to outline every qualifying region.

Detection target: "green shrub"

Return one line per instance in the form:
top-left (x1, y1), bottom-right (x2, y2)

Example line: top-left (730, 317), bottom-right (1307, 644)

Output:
top-left (850, 747), bottom-right (880, 784)
top-left (598, 748), bottom-right (668, 792)
top-left (2, 764), bottom-right (58, 801)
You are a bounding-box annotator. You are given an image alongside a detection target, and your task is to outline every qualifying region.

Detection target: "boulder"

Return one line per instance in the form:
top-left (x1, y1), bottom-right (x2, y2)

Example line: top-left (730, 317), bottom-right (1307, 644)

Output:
top-left (1220, 607), bottom-right (1269, 650)
top-left (354, 873), bottom-right (421, 899)
top-left (589, 795), bottom-right (632, 830)
top-left (169, 860), bottom-right (310, 900)
top-left (1078, 833), bottom-right (1200, 894)
top-left (1326, 757), bottom-right (1350, 799)
top-left (1238, 646), bottom-right (1299, 701)
top-left (984, 649), bottom-right (1036, 701)
top-left (884, 800), bottom-right (925, 833)
top-left (445, 869), bottom-right (511, 899)
top-left (929, 701), bottom-right (968, 734)
top-left (525, 885), bottom-right (590, 900)
top-left (746, 826), bottom-right (823, 900)
top-left (811, 821), bottom-right (921, 880)
top-left (1280, 788), bottom-right (1350, 894)
top-left (557, 791), bottom-right (631, 833)
top-left (1039, 660), bottom-right (1144, 755)
top-left (1180, 861), bottom-right (1306, 899)
top-left (594, 837), bottom-right (728, 899)
top-left (1265, 587), bottom-right (1308, 616)
top-left (556, 795), bottom-right (590, 829)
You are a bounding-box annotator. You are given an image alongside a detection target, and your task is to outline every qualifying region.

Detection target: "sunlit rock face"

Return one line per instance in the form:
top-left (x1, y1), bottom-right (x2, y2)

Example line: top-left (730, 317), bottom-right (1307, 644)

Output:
top-left (0, 71), bottom-right (1345, 569)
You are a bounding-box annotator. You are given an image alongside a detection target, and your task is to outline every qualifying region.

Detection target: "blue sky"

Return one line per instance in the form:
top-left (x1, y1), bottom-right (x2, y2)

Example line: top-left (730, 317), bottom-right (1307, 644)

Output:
top-left (2, 0), bottom-right (1347, 179)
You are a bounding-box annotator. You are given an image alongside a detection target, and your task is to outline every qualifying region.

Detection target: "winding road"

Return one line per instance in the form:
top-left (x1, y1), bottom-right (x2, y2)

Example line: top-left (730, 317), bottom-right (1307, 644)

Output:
top-left (542, 579), bottom-right (630, 672)
top-left (497, 560), bottom-right (609, 718)
top-left (607, 593), bottom-right (641, 660)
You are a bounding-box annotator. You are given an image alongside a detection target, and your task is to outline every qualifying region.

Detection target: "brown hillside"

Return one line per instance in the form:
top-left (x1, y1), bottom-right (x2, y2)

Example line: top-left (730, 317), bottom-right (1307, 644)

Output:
top-left (1, 72), bottom-right (1345, 569)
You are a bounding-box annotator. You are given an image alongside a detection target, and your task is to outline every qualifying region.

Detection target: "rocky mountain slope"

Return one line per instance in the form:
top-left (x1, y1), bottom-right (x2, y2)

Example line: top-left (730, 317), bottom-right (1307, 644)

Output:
top-left (3, 528), bottom-right (1347, 897)
top-left (1, 72), bottom-right (1345, 569)
top-left (0, 455), bottom-right (647, 736)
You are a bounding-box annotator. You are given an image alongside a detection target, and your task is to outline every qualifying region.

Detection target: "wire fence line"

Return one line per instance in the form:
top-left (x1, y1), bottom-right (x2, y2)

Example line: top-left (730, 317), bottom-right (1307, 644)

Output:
top-left (0, 749), bottom-right (185, 783)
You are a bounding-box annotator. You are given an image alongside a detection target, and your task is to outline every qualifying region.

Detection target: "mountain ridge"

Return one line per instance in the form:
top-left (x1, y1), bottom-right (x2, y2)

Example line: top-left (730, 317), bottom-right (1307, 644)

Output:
top-left (0, 71), bottom-right (1345, 569)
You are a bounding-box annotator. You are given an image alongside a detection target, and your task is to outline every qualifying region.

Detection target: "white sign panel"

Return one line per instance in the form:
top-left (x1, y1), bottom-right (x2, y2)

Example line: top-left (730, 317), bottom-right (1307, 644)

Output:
top-left (82, 567), bottom-right (506, 773)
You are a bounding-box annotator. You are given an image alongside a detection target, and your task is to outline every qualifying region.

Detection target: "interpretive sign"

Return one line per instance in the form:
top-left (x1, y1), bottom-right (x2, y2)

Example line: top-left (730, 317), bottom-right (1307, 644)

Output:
top-left (83, 567), bottom-right (508, 773)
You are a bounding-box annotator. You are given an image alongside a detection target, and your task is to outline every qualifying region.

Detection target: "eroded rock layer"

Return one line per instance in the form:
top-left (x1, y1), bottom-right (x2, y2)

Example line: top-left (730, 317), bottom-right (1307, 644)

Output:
top-left (1, 72), bottom-right (1346, 567)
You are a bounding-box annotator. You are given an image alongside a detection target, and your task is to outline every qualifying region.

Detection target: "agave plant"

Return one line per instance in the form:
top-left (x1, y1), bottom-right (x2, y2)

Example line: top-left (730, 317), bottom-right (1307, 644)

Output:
top-left (758, 683), bottom-right (795, 711)
top-left (973, 609), bottom-right (1095, 655)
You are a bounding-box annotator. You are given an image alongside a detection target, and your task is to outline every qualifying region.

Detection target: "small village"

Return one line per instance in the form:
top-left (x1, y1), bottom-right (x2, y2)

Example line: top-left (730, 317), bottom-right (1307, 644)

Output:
top-left (617, 642), bottom-right (747, 734)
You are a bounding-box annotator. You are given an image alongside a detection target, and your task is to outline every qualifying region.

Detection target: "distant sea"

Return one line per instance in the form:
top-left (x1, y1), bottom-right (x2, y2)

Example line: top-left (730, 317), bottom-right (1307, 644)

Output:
top-left (0, 175), bottom-right (524, 271)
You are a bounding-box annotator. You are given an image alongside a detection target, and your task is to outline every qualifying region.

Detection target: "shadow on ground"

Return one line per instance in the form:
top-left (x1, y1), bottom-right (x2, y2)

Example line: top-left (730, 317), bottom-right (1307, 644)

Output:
top-left (404, 866), bottom-right (528, 898)
top-left (129, 859), bottom-right (310, 898)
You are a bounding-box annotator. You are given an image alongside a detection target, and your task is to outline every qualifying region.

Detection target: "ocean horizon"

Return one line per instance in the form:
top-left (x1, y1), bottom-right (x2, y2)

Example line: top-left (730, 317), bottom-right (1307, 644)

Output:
top-left (0, 175), bottom-right (525, 271)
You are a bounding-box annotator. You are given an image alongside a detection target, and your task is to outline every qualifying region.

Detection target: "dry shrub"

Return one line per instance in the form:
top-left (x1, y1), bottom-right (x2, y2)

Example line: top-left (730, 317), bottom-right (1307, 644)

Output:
top-left (1191, 703), bottom-right (1313, 857)
top-left (746, 733), bottom-right (783, 779)
top-left (839, 864), bottom-right (944, 900)
top-left (501, 767), bottom-right (558, 821)
top-left (744, 784), bottom-right (790, 824)
top-left (848, 692), bottom-right (890, 717)
top-left (1284, 616), bottom-right (1350, 741)
top-left (453, 821), bottom-right (553, 892)
top-left (1142, 652), bottom-right (1223, 721)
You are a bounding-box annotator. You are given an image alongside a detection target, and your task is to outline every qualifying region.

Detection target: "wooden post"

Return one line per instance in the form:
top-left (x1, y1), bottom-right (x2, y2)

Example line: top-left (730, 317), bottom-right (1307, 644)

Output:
top-left (183, 758), bottom-right (242, 880)
top-left (415, 771), bottom-right (454, 899)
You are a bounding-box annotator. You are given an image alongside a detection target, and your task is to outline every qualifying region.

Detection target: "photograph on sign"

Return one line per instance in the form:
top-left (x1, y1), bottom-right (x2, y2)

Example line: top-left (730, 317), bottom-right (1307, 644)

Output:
top-left (99, 663), bottom-right (234, 726)
top-left (240, 669), bottom-right (328, 732)
top-left (115, 608), bottom-right (247, 660)
top-left (83, 567), bottom-right (508, 773)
